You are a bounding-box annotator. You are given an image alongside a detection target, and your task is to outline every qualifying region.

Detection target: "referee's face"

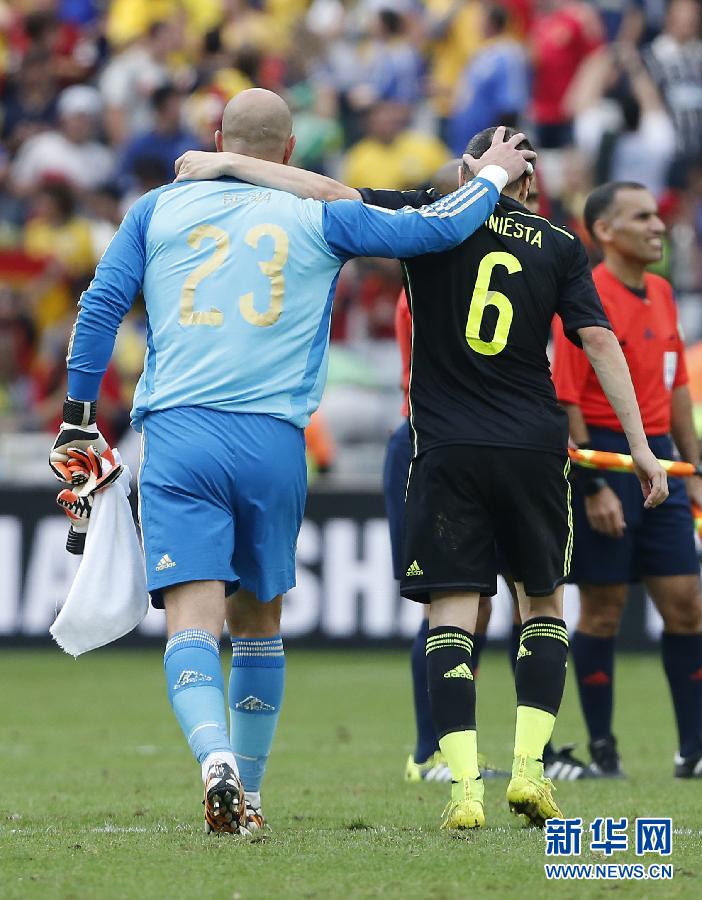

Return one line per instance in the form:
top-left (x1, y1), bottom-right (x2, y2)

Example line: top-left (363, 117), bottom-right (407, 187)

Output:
top-left (605, 188), bottom-right (665, 266)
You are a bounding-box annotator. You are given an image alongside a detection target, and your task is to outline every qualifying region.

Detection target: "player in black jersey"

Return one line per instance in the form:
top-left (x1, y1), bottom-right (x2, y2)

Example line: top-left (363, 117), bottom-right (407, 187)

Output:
top-left (358, 128), bottom-right (667, 829)
top-left (173, 127), bottom-right (668, 831)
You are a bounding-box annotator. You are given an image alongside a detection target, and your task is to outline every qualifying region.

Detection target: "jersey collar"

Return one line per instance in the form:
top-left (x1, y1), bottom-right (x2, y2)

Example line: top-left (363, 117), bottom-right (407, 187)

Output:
top-left (598, 263), bottom-right (651, 304)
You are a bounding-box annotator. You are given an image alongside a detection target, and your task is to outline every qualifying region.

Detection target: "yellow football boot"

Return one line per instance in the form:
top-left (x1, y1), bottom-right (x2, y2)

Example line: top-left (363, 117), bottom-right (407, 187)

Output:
top-left (440, 776), bottom-right (485, 830)
top-left (405, 751), bottom-right (451, 783)
top-left (507, 755), bottom-right (563, 827)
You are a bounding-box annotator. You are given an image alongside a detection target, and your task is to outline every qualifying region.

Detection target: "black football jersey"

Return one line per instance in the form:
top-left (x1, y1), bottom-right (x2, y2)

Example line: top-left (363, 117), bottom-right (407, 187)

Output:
top-left (359, 188), bottom-right (611, 455)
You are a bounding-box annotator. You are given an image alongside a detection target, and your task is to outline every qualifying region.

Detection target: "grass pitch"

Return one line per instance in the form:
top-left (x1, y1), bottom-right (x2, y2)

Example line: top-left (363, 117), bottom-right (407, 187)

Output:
top-left (0, 648), bottom-right (700, 899)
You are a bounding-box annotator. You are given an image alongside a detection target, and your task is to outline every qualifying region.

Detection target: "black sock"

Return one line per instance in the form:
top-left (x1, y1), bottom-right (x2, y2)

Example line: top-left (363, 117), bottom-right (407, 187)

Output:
top-left (472, 632), bottom-right (487, 676)
top-left (515, 617), bottom-right (569, 716)
top-left (509, 622), bottom-right (521, 674)
top-left (661, 632), bottom-right (702, 759)
top-left (571, 631), bottom-right (615, 742)
top-left (411, 619), bottom-right (439, 763)
top-left (426, 626), bottom-right (476, 740)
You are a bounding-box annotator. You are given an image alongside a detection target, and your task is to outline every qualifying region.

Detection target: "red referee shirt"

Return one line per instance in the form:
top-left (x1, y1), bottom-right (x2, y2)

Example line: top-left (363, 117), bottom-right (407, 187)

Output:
top-left (552, 263), bottom-right (688, 435)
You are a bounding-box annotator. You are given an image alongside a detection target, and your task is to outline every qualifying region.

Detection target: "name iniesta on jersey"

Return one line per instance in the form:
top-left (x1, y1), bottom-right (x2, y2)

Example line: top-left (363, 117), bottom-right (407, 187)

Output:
top-left (487, 213), bottom-right (542, 247)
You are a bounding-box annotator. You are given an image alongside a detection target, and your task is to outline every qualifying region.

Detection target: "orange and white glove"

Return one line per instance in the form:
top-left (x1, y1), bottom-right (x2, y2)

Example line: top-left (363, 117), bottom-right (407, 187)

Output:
top-left (56, 446), bottom-right (123, 554)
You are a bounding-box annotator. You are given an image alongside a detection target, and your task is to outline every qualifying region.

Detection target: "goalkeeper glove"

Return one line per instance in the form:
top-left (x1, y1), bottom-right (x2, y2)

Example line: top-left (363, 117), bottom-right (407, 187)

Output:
top-left (56, 446), bottom-right (123, 554)
top-left (49, 397), bottom-right (108, 483)
top-left (57, 487), bottom-right (94, 554)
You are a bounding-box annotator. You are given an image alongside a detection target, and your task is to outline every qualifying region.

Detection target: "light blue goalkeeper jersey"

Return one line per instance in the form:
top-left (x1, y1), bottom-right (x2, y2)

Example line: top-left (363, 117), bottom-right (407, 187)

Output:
top-left (67, 174), bottom-right (503, 429)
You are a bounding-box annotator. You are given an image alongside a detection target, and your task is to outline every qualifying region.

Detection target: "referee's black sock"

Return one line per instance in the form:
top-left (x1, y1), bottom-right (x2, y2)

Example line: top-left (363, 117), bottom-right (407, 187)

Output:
top-left (571, 630), bottom-right (615, 742)
top-left (661, 632), bottom-right (702, 759)
top-left (513, 617), bottom-right (569, 761)
top-left (426, 626), bottom-right (479, 780)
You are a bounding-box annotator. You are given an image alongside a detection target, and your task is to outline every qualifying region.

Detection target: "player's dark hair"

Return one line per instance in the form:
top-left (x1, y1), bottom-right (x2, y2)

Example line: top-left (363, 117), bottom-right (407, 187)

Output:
top-left (583, 181), bottom-right (648, 240)
top-left (463, 126), bottom-right (534, 185)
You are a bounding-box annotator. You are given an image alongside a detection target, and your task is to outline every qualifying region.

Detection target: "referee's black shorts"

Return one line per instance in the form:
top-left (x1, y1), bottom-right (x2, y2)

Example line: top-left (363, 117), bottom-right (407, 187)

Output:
top-left (400, 444), bottom-right (572, 603)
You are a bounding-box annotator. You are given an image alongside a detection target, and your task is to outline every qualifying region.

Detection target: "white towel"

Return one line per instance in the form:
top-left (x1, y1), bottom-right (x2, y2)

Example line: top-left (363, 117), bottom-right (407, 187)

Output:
top-left (50, 466), bottom-right (149, 656)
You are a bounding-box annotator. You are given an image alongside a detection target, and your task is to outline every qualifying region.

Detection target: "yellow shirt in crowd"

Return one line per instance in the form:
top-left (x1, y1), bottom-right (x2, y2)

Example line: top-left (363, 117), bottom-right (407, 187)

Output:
top-left (342, 131), bottom-right (449, 191)
top-left (23, 217), bottom-right (95, 331)
top-left (425, 0), bottom-right (484, 117)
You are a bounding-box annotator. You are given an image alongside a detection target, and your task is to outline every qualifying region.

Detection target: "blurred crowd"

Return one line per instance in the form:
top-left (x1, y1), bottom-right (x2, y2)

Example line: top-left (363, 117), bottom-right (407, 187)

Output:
top-left (3, 0), bottom-right (702, 480)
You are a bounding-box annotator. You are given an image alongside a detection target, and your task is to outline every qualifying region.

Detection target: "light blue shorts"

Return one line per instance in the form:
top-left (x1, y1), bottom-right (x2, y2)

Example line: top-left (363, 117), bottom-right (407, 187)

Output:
top-left (139, 407), bottom-right (306, 607)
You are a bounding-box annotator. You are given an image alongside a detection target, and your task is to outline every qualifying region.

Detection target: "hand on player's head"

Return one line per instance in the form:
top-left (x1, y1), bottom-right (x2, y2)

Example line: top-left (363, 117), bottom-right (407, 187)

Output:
top-left (174, 150), bottom-right (227, 182)
top-left (463, 126), bottom-right (536, 184)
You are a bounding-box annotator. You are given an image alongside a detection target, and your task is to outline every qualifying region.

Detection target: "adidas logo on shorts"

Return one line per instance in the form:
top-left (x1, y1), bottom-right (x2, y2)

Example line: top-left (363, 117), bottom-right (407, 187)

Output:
top-left (156, 554), bottom-right (177, 572)
top-left (444, 663), bottom-right (473, 680)
top-left (406, 560), bottom-right (424, 577)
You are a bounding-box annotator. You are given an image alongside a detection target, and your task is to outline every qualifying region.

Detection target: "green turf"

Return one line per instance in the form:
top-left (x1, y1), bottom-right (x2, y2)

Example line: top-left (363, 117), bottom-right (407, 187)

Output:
top-left (0, 648), bottom-right (700, 899)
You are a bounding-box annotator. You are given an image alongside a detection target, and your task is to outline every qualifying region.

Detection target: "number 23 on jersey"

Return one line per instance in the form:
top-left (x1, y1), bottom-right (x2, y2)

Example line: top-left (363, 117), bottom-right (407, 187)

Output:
top-left (179, 223), bottom-right (289, 328)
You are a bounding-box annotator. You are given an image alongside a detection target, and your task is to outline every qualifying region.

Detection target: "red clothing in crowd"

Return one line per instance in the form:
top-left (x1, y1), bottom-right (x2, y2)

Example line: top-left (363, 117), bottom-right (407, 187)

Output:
top-left (552, 263), bottom-right (687, 435)
top-left (531, 2), bottom-right (603, 125)
top-left (395, 289), bottom-right (412, 418)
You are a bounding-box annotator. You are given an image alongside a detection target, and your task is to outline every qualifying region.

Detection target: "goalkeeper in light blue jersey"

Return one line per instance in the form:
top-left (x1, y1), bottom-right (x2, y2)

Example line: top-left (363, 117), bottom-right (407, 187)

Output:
top-left (49, 88), bottom-right (534, 835)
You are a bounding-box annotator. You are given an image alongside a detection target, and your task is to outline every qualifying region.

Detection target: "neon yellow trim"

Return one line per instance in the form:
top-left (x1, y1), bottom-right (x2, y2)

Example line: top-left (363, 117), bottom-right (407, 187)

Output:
top-left (508, 209), bottom-right (575, 240)
top-left (563, 457), bottom-right (573, 576)
top-left (439, 730), bottom-right (480, 781)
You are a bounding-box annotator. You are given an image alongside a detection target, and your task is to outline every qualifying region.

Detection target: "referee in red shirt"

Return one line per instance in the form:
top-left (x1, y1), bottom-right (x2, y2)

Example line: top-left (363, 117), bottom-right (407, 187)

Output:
top-left (552, 182), bottom-right (702, 779)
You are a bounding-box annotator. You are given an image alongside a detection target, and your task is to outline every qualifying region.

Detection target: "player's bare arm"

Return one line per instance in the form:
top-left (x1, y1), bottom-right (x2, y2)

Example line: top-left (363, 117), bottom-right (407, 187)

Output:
top-left (578, 325), bottom-right (668, 507)
top-left (175, 149), bottom-right (361, 201)
top-left (671, 384), bottom-right (702, 508)
top-left (562, 402), bottom-right (590, 447)
top-left (176, 125), bottom-right (536, 200)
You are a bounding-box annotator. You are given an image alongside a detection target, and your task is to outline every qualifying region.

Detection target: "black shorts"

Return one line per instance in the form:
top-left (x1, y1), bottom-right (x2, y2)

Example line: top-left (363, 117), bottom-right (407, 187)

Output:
top-left (401, 444), bottom-right (572, 603)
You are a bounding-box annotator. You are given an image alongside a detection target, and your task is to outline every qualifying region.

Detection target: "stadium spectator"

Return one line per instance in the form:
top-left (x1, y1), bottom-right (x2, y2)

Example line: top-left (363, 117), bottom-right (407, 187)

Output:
top-left (342, 100), bottom-right (448, 189)
top-left (83, 182), bottom-right (122, 257)
top-left (115, 84), bottom-right (200, 193)
top-left (8, 2), bottom-right (99, 87)
top-left (363, 7), bottom-right (425, 105)
top-left (569, 45), bottom-right (676, 197)
top-left (10, 84), bottom-right (113, 195)
top-left (424, 0), bottom-right (485, 125)
top-left (1, 48), bottom-right (58, 150)
top-left (446, 3), bottom-right (529, 156)
top-left (643, 0), bottom-right (702, 176)
top-left (0, 286), bottom-right (37, 432)
top-left (99, 18), bottom-right (184, 144)
top-left (219, 0), bottom-right (289, 57)
top-left (530, 0), bottom-right (604, 148)
top-left (22, 178), bottom-right (95, 331)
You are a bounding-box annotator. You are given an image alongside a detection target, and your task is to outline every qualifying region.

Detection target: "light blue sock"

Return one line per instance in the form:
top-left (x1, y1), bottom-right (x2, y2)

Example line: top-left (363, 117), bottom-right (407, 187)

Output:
top-left (229, 636), bottom-right (285, 793)
top-left (164, 629), bottom-right (232, 765)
